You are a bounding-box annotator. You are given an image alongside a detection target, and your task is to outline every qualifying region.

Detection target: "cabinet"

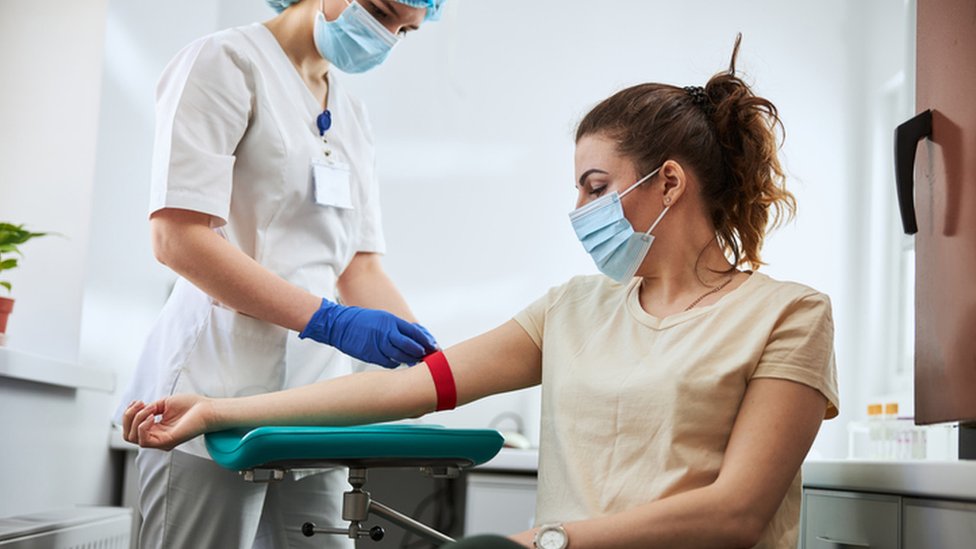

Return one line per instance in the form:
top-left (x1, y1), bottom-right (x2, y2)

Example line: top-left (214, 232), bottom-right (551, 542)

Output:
top-left (902, 498), bottom-right (976, 548)
top-left (464, 472), bottom-right (537, 537)
top-left (802, 489), bottom-right (900, 549)
top-left (801, 488), bottom-right (976, 549)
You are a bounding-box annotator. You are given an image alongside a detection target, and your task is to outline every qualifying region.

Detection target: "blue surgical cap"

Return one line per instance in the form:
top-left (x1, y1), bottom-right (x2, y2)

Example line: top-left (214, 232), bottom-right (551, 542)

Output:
top-left (267, 0), bottom-right (445, 21)
top-left (393, 0), bottom-right (445, 21)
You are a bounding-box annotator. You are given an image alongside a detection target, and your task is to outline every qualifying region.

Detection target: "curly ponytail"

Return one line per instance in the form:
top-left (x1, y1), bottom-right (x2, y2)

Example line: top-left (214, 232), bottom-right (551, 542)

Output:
top-left (575, 33), bottom-right (795, 270)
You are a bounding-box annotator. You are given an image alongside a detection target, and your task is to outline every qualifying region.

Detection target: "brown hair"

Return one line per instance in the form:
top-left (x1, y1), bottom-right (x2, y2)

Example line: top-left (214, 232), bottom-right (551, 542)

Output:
top-left (575, 34), bottom-right (795, 270)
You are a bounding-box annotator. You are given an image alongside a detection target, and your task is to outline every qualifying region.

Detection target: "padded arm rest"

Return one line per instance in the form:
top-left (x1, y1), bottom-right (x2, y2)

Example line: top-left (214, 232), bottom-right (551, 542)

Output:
top-left (205, 425), bottom-right (505, 471)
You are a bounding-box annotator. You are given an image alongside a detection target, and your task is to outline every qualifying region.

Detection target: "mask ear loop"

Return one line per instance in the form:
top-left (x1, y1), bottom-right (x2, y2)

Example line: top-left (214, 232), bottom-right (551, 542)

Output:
top-left (617, 165), bottom-right (668, 235)
top-left (619, 166), bottom-right (662, 200)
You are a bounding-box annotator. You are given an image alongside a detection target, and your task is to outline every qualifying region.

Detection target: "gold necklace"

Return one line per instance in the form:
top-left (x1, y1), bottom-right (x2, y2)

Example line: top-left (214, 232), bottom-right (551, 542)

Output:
top-left (683, 274), bottom-right (736, 312)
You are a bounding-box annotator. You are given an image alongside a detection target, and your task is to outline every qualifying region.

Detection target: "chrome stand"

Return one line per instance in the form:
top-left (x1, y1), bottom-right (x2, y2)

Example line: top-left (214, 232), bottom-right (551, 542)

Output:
top-left (241, 466), bottom-right (457, 545)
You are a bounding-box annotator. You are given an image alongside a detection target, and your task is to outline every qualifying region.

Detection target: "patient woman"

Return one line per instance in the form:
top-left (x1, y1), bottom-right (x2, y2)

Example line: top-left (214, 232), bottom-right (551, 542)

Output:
top-left (124, 37), bottom-right (838, 549)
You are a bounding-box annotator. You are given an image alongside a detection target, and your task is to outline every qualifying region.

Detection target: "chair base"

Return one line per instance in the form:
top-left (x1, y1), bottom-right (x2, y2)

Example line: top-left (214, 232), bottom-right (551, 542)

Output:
top-left (242, 465), bottom-right (457, 545)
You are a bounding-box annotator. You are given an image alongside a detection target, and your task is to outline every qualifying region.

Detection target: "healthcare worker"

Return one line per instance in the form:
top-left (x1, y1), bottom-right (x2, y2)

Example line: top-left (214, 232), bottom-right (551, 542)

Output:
top-left (124, 37), bottom-right (839, 548)
top-left (114, 1), bottom-right (446, 548)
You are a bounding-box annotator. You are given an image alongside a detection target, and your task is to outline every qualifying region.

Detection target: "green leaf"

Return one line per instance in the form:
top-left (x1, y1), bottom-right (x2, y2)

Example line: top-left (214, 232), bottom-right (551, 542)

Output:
top-left (0, 259), bottom-right (18, 270)
top-left (0, 281), bottom-right (10, 293)
top-left (0, 222), bottom-right (55, 251)
top-left (7, 233), bottom-right (34, 245)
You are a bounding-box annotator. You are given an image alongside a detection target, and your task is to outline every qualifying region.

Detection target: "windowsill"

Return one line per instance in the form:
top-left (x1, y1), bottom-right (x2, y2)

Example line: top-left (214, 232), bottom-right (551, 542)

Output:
top-left (0, 346), bottom-right (115, 393)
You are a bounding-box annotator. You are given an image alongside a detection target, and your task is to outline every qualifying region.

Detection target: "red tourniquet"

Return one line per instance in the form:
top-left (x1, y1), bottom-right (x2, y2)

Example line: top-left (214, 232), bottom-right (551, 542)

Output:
top-left (423, 350), bottom-right (457, 411)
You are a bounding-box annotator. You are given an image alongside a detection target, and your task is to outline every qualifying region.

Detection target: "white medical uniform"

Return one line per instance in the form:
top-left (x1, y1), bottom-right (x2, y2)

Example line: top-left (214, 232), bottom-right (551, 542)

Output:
top-left (116, 22), bottom-right (386, 549)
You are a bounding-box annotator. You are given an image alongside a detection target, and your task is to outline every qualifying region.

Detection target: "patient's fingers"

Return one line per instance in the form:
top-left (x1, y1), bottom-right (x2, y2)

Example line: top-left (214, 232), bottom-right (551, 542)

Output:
top-left (127, 403), bottom-right (148, 441)
top-left (123, 401), bottom-right (145, 443)
top-left (126, 404), bottom-right (142, 443)
top-left (128, 402), bottom-right (157, 443)
top-left (121, 401), bottom-right (138, 440)
top-left (137, 412), bottom-right (158, 448)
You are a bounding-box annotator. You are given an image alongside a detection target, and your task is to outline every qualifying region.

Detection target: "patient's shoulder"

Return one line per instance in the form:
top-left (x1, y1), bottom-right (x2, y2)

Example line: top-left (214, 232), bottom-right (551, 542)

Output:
top-left (541, 274), bottom-right (632, 310)
top-left (747, 271), bottom-right (831, 307)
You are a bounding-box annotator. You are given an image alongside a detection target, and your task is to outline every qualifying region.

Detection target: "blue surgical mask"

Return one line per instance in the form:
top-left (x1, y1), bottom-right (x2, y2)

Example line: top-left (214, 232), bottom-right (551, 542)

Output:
top-left (569, 167), bottom-right (669, 282)
top-left (314, 1), bottom-right (400, 74)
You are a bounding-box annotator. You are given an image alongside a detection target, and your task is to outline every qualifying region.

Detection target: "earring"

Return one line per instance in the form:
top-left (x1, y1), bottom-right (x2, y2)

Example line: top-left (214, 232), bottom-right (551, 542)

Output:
top-left (664, 197), bottom-right (672, 205)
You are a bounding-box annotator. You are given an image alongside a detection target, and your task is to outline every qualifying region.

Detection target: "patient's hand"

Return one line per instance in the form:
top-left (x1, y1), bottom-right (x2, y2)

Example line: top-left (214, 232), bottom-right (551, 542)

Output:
top-left (122, 394), bottom-right (214, 451)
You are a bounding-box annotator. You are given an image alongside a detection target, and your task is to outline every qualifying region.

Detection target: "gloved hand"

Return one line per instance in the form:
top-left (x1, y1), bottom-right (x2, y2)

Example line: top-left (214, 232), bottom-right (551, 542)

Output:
top-left (413, 322), bottom-right (438, 351)
top-left (299, 298), bottom-right (438, 368)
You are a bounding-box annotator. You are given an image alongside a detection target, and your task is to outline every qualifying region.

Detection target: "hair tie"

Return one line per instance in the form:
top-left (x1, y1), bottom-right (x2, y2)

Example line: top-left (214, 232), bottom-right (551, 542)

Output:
top-left (683, 86), bottom-right (714, 115)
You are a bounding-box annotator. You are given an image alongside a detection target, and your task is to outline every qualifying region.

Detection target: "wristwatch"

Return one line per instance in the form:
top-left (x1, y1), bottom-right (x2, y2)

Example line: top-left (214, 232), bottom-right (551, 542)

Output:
top-left (534, 523), bottom-right (568, 549)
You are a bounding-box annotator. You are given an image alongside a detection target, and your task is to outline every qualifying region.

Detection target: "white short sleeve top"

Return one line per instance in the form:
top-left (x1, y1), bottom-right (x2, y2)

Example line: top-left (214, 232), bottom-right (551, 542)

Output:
top-left (117, 24), bottom-right (387, 457)
top-left (150, 22), bottom-right (386, 273)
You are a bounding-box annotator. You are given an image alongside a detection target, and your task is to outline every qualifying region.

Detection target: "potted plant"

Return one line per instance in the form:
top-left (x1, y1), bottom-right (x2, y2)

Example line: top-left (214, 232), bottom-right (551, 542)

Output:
top-left (0, 223), bottom-right (51, 343)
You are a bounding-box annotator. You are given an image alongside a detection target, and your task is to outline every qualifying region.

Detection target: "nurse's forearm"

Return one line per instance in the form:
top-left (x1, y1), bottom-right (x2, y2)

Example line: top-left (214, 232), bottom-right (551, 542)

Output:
top-left (151, 209), bottom-right (319, 332)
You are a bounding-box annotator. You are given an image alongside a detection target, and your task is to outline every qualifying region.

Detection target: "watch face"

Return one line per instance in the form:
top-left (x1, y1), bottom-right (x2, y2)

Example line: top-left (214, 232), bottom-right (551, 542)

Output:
top-left (538, 528), bottom-right (566, 549)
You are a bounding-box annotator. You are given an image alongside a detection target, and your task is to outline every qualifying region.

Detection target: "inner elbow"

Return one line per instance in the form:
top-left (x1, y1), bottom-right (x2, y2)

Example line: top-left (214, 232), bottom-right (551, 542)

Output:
top-left (728, 512), bottom-right (766, 548)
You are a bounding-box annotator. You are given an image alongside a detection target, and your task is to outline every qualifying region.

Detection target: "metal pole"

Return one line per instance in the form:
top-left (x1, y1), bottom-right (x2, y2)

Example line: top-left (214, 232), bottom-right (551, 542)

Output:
top-left (368, 499), bottom-right (455, 545)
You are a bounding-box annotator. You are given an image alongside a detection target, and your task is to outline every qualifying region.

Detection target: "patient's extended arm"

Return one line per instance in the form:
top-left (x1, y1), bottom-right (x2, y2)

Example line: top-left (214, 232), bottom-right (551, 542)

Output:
top-left (123, 319), bottom-right (541, 450)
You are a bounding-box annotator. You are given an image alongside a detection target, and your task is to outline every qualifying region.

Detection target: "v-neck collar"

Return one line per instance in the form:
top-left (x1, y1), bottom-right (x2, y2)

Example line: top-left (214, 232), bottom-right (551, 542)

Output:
top-left (251, 22), bottom-right (335, 115)
top-left (625, 271), bottom-right (761, 330)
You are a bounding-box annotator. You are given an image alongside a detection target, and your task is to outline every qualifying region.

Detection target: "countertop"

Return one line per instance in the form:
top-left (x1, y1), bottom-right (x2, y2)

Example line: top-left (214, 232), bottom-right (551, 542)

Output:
top-left (801, 459), bottom-right (976, 501)
top-left (476, 447), bottom-right (539, 473)
top-left (475, 452), bottom-right (976, 502)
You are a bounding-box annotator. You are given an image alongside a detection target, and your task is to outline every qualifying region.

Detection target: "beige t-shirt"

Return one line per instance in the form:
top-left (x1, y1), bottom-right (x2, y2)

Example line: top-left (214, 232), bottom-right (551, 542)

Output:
top-left (513, 272), bottom-right (839, 548)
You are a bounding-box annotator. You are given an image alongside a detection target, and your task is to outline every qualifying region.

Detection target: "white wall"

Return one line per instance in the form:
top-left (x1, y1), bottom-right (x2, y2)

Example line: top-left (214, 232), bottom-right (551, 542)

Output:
top-left (0, 1), bottom-right (106, 361)
top-left (78, 0), bottom-right (218, 409)
top-left (0, 0), bottom-right (115, 518)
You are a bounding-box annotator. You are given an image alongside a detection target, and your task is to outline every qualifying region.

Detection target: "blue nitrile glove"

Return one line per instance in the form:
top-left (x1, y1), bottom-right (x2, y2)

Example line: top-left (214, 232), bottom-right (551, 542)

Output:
top-left (299, 299), bottom-right (439, 368)
top-left (413, 322), bottom-right (439, 351)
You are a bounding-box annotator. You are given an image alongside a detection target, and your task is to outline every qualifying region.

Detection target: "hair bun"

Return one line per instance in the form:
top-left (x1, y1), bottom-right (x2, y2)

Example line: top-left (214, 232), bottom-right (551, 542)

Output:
top-left (683, 86), bottom-right (714, 114)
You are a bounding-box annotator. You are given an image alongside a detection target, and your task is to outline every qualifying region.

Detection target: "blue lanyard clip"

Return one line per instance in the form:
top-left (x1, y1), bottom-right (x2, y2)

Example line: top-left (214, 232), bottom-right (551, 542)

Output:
top-left (316, 110), bottom-right (332, 137)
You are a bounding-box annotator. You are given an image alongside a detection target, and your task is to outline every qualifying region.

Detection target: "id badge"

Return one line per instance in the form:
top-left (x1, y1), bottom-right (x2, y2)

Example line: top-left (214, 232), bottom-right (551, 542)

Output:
top-left (312, 158), bottom-right (354, 210)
